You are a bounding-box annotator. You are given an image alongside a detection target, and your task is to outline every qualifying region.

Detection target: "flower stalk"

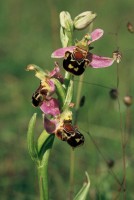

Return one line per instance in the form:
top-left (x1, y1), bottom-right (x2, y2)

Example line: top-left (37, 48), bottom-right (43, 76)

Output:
top-left (52, 78), bottom-right (66, 108)
top-left (59, 11), bottom-right (76, 199)
top-left (37, 133), bottom-right (55, 200)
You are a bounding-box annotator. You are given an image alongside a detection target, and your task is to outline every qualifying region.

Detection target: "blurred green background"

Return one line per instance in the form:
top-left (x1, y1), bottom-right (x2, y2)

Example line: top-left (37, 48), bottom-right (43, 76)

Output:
top-left (0, 0), bottom-right (134, 199)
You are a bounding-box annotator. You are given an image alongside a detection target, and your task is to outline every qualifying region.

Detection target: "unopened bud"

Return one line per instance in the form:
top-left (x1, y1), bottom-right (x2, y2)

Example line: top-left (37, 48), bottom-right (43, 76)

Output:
top-left (74, 11), bottom-right (97, 30)
top-left (60, 27), bottom-right (69, 47)
top-left (123, 95), bottom-right (132, 107)
top-left (60, 11), bottom-right (73, 47)
top-left (60, 11), bottom-right (73, 31)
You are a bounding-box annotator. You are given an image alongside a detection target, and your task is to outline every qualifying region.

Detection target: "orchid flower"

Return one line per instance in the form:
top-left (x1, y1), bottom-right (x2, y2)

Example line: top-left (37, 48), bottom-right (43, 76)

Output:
top-left (43, 109), bottom-right (84, 148)
top-left (26, 63), bottom-right (64, 107)
top-left (51, 29), bottom-right (115, 72)
top-left (44, 108), bottom-right (72, 133)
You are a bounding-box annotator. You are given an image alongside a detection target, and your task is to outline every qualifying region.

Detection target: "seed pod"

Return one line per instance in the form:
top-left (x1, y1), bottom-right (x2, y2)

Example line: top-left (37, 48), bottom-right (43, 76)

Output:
top-left (123, 95), bottom-right (132, 106)
top-left (127, 22), bottom-right (134, 33)
top-left (109, 89), bottom-right (118, 100)
top-left (107, 159), bottom-right (115, 168)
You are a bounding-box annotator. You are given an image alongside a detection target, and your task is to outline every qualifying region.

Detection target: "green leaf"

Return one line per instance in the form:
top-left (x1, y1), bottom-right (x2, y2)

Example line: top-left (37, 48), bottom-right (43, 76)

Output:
top-left (37, 130), bottom-right (55, 160)
top-left (27, 113), bottom-right (38, 162)
top-left (73, 172), bottom-right (90, 200)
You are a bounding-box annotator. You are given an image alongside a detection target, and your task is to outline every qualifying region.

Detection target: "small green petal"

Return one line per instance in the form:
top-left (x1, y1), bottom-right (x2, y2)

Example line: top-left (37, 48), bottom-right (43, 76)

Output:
top-left (26, 64), bottom-right (47, 80)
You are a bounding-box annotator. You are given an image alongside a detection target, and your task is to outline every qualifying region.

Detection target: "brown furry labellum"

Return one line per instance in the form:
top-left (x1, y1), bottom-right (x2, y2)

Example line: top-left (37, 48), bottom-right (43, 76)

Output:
top-left (56, 120), bottom-right (84, 148)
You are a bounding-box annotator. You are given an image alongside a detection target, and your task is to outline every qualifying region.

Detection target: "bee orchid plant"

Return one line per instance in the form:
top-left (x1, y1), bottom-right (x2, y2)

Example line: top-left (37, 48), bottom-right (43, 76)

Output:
top-left (26, 11), bottom-right (115, 200)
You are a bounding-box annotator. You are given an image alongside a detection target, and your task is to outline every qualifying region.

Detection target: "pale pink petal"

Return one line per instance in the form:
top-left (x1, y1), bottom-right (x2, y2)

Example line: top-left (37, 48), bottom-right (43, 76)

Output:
top-left (44, 116), bottom-right (57, 133)
top-left (51, 46), bottom-right (75, 58)
top-left (49, 62), bottom-right (64, 83)
top-left (40, 98), bottom-right (60, 116)
top-left (87, 53), bottom-right (114, 68)
top-left (49, 64), bottom-right (60, 77)
top-left (89, 29), bottom-right (104, 44)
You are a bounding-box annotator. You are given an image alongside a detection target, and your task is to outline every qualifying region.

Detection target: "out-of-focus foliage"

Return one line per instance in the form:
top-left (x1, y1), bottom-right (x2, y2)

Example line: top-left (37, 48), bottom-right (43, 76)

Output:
top-left (0, 0), bottom-right (134, 199)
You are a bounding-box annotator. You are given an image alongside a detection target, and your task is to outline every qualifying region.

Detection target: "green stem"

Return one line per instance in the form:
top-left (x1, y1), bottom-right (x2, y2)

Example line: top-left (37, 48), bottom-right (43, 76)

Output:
top-left (64, 71), bottom-right (71, 90)
top-left (37, 134), bottom-right (55, 200)
top-left (69, 74), bottom-right (84, 200)
top-left (63, 75), bottom-right (74, 109)
top-left (70, 23), bottom-right (94, 199)
top-left (69, 148), bottom-right (75, 200)
top-left (38, 166), bottom-right (46, 200)
top-left (60, 14), bottom-right (75, 199)
top-left (73, 74), bottom-right (84, 125)
top-left (52, 78), bottom-right (66, 108)
top-left (75, 74), bottom-right (84, 110)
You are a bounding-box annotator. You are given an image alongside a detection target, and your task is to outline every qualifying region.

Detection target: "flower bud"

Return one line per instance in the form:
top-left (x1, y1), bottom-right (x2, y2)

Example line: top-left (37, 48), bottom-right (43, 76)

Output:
top-left (59, 11), bottom-right (73, 47)
top-left (74, 11), bottom-right (97, 30)
top-left (60, 26), bottom-right (69, 47)
top-left (123, 95), bottom-right (132, 107)
top-left (60, 11), bottom-right (73, 31)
